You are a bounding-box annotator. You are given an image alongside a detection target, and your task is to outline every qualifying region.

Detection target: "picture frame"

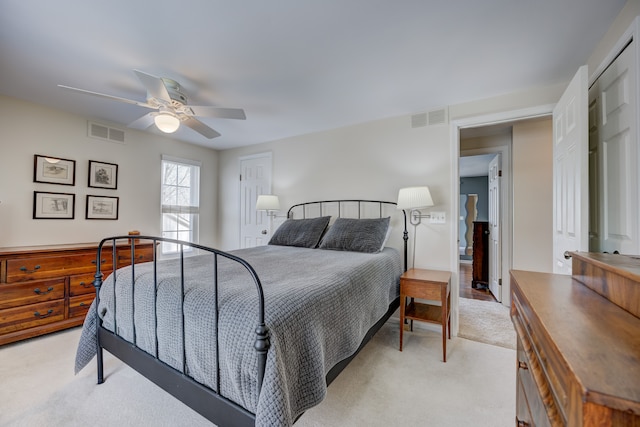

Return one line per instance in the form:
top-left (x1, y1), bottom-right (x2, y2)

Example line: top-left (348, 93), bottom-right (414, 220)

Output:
top-left (33, 191), bottom-right (75, 219)
top-left (34, 155), bottom-right (76, 186)
top-left (86, 195), bottom-right (119, 220)
top-left (88, 160), bottom-right (118, 189)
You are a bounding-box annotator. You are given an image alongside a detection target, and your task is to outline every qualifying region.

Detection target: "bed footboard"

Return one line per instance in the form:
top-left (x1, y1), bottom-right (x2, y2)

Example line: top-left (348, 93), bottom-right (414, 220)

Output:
top-left (92, 236), bottom-right (269, 425)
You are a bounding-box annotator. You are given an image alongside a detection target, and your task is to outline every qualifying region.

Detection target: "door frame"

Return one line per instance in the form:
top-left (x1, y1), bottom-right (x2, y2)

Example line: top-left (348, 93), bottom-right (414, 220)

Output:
top-left (449, 104), bottom-right (553, 335)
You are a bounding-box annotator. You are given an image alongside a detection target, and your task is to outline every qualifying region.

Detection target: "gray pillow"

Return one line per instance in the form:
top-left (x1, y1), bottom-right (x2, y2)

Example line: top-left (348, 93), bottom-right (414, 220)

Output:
top-left (268, 216), bottom-right (331, 248)
top-left (319, 217), bottom-right (390, 253)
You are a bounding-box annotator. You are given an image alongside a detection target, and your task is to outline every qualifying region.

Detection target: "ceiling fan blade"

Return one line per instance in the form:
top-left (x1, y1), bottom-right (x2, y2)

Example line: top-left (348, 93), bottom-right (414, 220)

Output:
top-left (188, 106), bottom-right (246, 120)
top-left (128, 113), bottom-right (156, 130)
top-left (58, 85), bottom-right (153, 108)
top-left (133, 69), bottom-right (172, 102)
top-left (182, 117), bottom-right (221, 139)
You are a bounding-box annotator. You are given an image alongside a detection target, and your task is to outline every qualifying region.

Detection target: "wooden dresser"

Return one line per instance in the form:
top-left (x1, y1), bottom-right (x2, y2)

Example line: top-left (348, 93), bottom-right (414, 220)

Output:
top-left (472, 221), bottom-right (489, 288)
top-left (510, 252), bottom-right (640, 426)
top-left (0, 241), bottom-right (155, 346)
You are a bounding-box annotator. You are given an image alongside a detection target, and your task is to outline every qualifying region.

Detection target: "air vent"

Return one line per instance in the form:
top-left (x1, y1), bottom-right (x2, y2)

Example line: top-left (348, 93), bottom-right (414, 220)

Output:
top-left (88, 121), bottom-right (125, 144)
top-left (428, 107), bottom-right (448, 125)
top-left (411, 113), bottom-right (428, 128)
top-left (411, 107), bottom-right (449, 128)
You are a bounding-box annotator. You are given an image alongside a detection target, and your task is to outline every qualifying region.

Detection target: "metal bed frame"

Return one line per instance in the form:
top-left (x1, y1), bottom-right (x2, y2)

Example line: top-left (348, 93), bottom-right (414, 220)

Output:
top-left (92, 200), bottom-right (407, 427)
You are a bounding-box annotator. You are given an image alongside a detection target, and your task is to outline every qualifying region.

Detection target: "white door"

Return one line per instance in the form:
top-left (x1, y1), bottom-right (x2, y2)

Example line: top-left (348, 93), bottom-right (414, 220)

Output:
top-left (553, 66), bottom-right (589, 274)
top-left (591, 42), bottom-right (638, 254)
top-left (239, 153), bottom-right (272, 248)
top-left (488, 154), bottom-right (501, 301)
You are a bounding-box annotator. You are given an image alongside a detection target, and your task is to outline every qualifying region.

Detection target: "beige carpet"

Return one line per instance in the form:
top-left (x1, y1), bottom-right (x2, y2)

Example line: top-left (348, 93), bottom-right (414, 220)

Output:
top-left (0, 323), bottom-right (515, 426)
top-left (458, 298), bottom-right (516, 350)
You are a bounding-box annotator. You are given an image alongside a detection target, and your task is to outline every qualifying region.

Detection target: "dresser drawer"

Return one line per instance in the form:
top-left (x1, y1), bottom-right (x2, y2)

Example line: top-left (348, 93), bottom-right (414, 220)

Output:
top-left (517, 338), bottom-right (552, 427)
top-left (0, 278), bottom-right (66, 309)
top-left (0, 300), bottom-right (65, 334)
top-left (516, 374), bottom-right (534, 427)
top-left (69, 294), bottom-right (95, 318)
top-left (512, 288), bottom-right (566, 426)
top-left (6, 251), bottom-right (113, 283)
top-left (116, 246), bottom-right (154, 267)
top-left (69, 272), bottom-right (107, 296)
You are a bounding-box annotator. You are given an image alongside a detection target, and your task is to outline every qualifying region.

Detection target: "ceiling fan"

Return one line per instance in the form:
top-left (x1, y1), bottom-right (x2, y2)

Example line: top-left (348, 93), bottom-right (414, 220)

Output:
top-left (58, 70), bottom-right (246, 139)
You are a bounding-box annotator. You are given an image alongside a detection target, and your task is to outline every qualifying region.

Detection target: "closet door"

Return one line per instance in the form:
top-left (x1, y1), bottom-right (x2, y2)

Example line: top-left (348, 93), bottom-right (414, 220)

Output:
top-left (553, 66), bottom-right (589, 274)
top-left (591, 41), bottom-right (639, 254)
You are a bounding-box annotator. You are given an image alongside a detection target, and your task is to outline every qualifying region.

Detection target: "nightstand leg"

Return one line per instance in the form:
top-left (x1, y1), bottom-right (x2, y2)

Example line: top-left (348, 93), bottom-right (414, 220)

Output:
top-left (399, 295), bottom-right (404, 351)
top-left (442, 290), bottom-right (447, 363)
top-left (442, 313), bottom-right (447, 362)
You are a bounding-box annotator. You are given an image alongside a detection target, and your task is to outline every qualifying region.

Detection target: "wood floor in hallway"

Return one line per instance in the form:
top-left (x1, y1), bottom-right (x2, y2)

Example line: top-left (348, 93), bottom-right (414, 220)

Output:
top-left (459, 262), bottom-right (497, 302)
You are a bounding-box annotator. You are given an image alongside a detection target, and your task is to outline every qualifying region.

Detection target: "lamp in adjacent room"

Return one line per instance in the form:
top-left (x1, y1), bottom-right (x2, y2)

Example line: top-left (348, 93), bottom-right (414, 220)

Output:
top-left (397, 186), bottom-right (434, 225)
top-left (154, 112), bottom-right (180, 134)
top-left (256, 194), bottom-right (281, 217)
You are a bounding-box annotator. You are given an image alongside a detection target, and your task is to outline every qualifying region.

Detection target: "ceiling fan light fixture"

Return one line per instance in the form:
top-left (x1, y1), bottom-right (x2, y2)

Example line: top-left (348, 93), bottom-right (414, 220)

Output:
top-left (154, 113), bottom-right (180, 133)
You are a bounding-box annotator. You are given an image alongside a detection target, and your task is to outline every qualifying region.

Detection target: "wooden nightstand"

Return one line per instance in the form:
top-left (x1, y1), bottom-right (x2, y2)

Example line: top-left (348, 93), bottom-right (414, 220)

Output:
top-left (399, 268), bottom-right (451, 362)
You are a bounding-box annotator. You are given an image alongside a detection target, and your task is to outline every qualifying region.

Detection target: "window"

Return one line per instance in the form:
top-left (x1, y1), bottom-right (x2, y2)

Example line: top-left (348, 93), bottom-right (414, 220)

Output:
top-left (161, 155), bottom-right (200, 254)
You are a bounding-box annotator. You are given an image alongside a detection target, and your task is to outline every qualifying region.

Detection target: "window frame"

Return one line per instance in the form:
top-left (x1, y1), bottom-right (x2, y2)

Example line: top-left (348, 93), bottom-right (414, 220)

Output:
top-left (160, 155), bottom-right (201, 255)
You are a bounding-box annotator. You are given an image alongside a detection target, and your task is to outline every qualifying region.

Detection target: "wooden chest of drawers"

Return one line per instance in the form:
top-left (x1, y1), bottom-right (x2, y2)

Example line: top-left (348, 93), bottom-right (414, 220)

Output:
top-left (0, 241), bottom-right (155, 346)
top-left (510, 253), bottom-right (640, 426)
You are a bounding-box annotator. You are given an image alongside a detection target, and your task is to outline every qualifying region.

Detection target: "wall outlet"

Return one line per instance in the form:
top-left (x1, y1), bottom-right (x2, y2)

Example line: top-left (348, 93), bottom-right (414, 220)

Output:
top-left (430, 211), bottom-right (446, 224)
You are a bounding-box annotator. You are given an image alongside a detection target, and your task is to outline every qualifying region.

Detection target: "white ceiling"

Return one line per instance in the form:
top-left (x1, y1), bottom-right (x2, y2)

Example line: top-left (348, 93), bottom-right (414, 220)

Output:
top-left (0, 1), bottom-right (626, 150)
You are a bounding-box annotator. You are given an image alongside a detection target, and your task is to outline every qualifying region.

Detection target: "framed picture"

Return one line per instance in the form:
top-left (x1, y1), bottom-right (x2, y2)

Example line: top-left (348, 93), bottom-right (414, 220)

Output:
top-left (86, 195), bottom-right (119, 220)
top-left (33, 191), bottom-right (75, 219)
top-left (34, 155), bottom-right (76, 186)
top-left (88, 160), bottom-right (118, 189)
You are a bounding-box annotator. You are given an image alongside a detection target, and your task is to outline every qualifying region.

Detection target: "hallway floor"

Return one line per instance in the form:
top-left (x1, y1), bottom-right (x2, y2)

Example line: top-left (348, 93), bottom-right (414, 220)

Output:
top-left (459, 262), bottom-right (497, 302)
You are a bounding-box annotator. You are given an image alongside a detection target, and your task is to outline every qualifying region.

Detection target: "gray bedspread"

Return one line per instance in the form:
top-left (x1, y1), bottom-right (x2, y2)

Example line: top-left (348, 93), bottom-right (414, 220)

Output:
top-left (75, 245), bottom-right (401, 427)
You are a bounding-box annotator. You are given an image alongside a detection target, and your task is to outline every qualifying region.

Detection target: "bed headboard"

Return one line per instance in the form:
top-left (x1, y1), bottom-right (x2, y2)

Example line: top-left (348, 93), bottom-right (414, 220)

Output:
top-left (286, 199), bottom-right (408, 271)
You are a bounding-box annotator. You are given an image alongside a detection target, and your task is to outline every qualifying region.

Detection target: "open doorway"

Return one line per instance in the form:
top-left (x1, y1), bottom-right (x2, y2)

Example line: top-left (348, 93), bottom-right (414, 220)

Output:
top-left (459, 126), bottom-right (510, 304)
top-left (454, 114), bottom-right (554, 310)
top-left (459, 152), bottom-right (498, 303)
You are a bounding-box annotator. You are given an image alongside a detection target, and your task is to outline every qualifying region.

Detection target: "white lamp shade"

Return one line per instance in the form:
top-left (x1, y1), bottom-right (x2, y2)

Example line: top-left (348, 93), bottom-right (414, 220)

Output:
top-left (154, 113), bottom-right (180, 133)
top-left (397, 186), bottom-right (434, 210)
top-left (256, 195), bottom-right (280, 211)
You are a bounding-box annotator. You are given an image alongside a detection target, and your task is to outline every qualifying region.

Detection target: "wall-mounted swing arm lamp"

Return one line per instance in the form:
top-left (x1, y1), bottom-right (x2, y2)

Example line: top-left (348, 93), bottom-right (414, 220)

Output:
top-left (256, 194), bottom-right (281, 218)
top-left (396, 186), bottom-right (434, 225)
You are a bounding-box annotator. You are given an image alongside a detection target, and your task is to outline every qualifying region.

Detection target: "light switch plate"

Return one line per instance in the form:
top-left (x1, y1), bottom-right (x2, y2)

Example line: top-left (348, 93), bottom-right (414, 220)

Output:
top-left (430, 211), bottom-right (446, 224)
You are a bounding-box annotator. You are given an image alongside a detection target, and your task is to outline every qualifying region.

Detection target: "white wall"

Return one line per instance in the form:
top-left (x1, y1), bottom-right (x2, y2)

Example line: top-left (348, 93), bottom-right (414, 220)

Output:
top-left (512, 119), bottom-right (553, 272)
top-left (218, 116), bottom-right (453, 269)
top-left (0, 95), bottom-right (219, 248)
top-left (217, 82), bottom-right (564, 273)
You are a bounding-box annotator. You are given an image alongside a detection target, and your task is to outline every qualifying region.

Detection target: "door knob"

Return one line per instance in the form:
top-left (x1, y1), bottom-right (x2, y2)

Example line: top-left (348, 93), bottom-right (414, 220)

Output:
top-left (261, 230), bottom-right (267, 235)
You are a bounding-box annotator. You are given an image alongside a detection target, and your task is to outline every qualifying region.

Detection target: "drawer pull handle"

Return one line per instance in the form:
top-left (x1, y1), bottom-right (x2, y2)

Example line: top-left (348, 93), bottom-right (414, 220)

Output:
top-left (34, 309), bottom-right (54, 318)
top-left (79, 281), bottom-right (92, 288)
top-left (79, 302), bottom-right (86, 307)
top-left (33, 286), bottom-right (54, 295)
top-left (20, 265), bottom-right (41, 273)
top-left (90, 259), bottom-right (106, 265)
top-left (118, 255), bottom-right (145, 260)
top-left (518, 360), bottom-right (528, 370)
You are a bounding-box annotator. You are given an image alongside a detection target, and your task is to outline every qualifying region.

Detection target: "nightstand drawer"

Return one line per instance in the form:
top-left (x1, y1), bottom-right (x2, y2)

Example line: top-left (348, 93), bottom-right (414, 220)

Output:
top-left (401, 279), bottom-right (443, 300)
